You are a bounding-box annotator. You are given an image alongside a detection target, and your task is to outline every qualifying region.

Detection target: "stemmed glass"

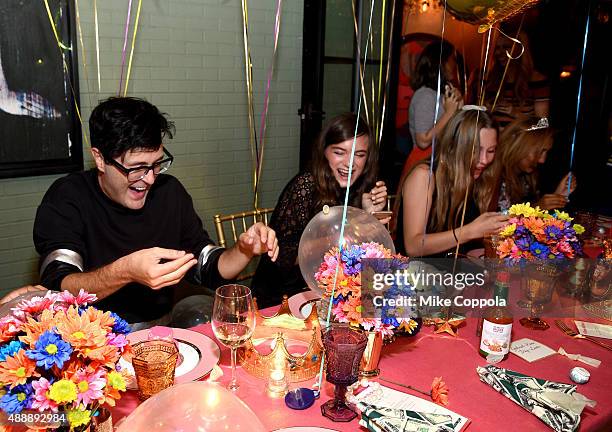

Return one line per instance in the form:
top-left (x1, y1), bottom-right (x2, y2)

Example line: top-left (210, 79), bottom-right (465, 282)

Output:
top-left (321, 325), bottom-right (368, 422)
top-left (212, 284), bottom-right (256, 391)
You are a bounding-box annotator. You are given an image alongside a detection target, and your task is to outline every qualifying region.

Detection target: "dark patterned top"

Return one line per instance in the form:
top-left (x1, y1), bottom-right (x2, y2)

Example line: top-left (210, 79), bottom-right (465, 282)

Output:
top-left (251, 172), bottom-right (361, 307)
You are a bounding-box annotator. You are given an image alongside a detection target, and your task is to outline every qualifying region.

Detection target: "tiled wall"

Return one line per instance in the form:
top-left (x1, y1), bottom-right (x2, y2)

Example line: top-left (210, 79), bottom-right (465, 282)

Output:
top-left (0, 0), bottom-right (303, 294)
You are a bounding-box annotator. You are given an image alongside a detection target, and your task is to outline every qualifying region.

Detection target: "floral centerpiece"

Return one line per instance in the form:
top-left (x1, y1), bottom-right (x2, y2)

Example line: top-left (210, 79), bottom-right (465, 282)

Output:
top-left (0, 290), bottom-right (131, 431)
top-left (314, 242), bottom-right (419, 337)
top-left (496, 203), bottom-right (584, 264)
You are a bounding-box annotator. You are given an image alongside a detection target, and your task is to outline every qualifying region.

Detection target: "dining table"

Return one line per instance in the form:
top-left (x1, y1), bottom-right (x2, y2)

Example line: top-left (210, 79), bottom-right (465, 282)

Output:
top-left (111, 304), bottom-right (612, 432)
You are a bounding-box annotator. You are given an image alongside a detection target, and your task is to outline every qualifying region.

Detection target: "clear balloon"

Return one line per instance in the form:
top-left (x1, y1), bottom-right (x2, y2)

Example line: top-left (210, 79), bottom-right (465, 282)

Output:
top-left (115, 381), bottom-right (266, 432)
top-left (298, 206), bottom-right (395, 296)
top-left (171, 295), bottom-right (214, 328)
top-left (446, 0), bottom-right (539, 31)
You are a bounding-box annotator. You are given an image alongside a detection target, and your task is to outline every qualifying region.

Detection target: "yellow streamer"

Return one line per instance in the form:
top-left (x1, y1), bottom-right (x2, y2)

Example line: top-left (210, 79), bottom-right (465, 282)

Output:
top-left (241, 0), bottom-right (259, 208)
top-left (123, 0), bottom-right (143, 96)
top-left (43, 0), bottom-right (89, 148)
top-left (374, 0), bottom-right (386, 147)
top-left (377, 0), bottom-right (396, 147)
top-left (94, 0), bottom-right (101, 92)
top-left (43, 0), bottom-right (71, 51)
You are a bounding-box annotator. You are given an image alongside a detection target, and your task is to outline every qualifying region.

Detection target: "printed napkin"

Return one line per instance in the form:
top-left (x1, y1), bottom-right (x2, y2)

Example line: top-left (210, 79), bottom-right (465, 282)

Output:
top-left (358, 403), bottom-right (456, 432)
top-left (476, 365), bottom-right (596, 432)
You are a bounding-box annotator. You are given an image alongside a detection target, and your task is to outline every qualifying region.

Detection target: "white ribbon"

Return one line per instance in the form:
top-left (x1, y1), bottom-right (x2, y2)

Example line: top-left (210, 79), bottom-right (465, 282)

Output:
top-left (558, 347), bottom-right (601, 368)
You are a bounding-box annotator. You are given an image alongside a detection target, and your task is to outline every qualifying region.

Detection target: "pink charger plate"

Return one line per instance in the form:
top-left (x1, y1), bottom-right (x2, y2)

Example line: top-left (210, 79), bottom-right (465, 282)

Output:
top-left (120, 327), bottom-right (220, 388)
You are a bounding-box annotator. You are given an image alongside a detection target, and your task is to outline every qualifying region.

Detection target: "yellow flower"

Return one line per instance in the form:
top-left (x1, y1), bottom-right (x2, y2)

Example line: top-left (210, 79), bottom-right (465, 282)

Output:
top-left (500, 223), bottom-right (516, 237)
top-left (67, 407), bottom-right (91, 428)
top-left (573, 224), bottom-right (585, 235)
top-left (107, 371), bottom-right (126, 391)
top-left (554, 210), bottom-right (573, 222)
top-left (48, 379), bottom-right (77, 404)
top-left (509, 203), bottom-right (535, 217)
top-left (534, 206), bottom-right (551, 219)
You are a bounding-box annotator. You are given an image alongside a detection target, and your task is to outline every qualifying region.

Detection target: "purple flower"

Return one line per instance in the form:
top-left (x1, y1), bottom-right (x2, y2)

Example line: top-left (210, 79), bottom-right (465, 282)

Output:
top-left (516, 236), bottom-right (531, 251)
top-left (544, 226), bottom-right (563, 241)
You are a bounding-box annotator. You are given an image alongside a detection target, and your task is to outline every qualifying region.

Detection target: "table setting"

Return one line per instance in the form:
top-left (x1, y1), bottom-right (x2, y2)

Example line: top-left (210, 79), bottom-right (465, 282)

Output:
top-left (1, 205), bottom-right (611, 431)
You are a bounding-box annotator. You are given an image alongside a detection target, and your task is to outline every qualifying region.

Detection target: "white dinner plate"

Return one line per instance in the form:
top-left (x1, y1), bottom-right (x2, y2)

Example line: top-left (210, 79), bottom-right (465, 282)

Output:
top-left (288, 291), bottom-right (320, 319)
top-left (119, 327), bottom-right (220, 389)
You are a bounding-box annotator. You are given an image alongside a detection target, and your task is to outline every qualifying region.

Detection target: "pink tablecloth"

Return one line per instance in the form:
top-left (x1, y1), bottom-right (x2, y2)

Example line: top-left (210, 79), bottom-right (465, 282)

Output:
top-left (112, 315), bottom-right (612, 431)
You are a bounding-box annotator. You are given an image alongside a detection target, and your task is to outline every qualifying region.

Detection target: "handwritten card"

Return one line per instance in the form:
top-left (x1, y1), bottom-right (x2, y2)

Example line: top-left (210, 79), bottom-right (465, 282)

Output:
top-left (575, 321), bottom-right (612, 340)
top-left (510, 338), bottom-right (556, 362)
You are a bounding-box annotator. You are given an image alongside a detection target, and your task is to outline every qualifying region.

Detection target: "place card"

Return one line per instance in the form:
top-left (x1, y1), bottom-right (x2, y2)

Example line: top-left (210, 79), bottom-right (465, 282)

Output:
top-left (575, 321), bottom-right (612, 340)
top-left (510, 338), bottom-right (556, 363)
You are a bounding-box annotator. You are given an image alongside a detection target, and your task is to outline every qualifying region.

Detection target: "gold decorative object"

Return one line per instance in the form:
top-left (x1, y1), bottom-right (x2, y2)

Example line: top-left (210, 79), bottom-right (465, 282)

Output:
top-left (360, 331), bottom-right (383, 377)
top-left (131, 340), bottom-right (178, 401)
top-left (240, 296), bottom-right (323, 382)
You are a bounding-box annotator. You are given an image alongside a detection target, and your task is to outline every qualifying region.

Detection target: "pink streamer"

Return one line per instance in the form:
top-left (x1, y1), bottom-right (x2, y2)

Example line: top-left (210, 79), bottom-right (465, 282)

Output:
top-left (255, 0), bottom-right (283, 191)
top-left (118, 0), bottom-right (133, 94)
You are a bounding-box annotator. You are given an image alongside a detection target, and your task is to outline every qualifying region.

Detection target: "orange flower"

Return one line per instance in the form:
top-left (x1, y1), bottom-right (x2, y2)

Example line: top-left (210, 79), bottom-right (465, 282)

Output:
top-left (431, 376), bottom-right (449, 406)
top-left (84, 345), bottom-right (121, 369)
top-left (0, 316), bottom-right (22, 344)
top-left (523, 217), bottom-right (545, 237)
top-left (55, 307), bottom-right (107, 353)
top-left (497, 238), bottom-right (516, 259)
top-left (341, 295), bottom-right (363, 325)
top-left (0, 350), bottom-right (39, 388)
top-left (82, 307), bottom-right (115, 331)
top-left (19, 309), bottom-right (55, 347)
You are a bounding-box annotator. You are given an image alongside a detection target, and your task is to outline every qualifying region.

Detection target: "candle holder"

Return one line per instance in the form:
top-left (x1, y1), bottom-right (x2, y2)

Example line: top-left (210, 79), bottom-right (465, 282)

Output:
top-left (321, 325), bottom-right (368, 422)
top-left (131, 340), bottom-right (179, 401)
top-left (267, 351), bottom-right (289, 398)
top-left (240, 296), bottom-right (323, 383)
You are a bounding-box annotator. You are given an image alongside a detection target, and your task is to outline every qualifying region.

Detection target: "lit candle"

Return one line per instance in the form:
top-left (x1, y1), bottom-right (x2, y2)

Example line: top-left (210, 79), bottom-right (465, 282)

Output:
top-left (267, 351), bottom-right (288, 398)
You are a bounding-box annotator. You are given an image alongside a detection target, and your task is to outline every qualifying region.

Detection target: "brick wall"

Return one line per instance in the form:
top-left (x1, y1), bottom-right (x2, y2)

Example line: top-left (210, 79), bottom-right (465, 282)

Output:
top-left (0, 0), bottom-right (303, 295)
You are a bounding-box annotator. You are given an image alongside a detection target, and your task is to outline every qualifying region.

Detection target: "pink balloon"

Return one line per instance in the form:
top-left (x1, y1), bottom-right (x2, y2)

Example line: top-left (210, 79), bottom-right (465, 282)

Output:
top-left (115, 381), bottom-right (266, 432)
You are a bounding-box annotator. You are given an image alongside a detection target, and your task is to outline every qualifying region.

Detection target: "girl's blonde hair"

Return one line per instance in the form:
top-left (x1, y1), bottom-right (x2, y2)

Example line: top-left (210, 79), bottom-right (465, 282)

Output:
top-left (494, 116), bottom-right (553, 203)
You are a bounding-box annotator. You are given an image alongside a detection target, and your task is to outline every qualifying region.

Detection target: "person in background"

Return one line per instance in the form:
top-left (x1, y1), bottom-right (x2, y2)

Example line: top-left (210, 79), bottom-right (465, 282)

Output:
top-left (494, 116), bottom-right (577, 211)
top-left (395, 108), bottom-right (508, 257)
top-left (251, 113), bottom-right (388, 307)
top-left (482, 28), bottom-right (550, 129)
top-left (33, 97), bottom-right (278, 326)
top-left (401, 40), bottom-right (464, 177)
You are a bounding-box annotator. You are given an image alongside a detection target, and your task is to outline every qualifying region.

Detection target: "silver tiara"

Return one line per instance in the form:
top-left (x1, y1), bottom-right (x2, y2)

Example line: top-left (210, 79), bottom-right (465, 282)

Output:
top-left (461, 105), bottom-right (487, 112)
top-left (525, 117), bottom-right (549, 131)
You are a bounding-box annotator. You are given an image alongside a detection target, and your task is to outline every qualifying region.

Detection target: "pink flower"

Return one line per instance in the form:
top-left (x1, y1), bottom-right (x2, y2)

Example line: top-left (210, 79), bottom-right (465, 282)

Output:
top-left (331, 301), bottom-right (348, 323)
top-left (74, 368), bottom-right (106, 406)
top-left (31, 377), bottom-right (58, 412)
top-left (13, 294), bottom-right (57, 317)
top-left (107, 333), bottom-right (129, 350)
top-left (59, 289), bottom-right (97, 307)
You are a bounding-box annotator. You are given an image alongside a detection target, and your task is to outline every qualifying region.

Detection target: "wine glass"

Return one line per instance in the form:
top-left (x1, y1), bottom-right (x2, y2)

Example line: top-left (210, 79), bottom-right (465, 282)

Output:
top-left (212, 284), bottom-right (256, 391)
top-left (321, 325), bottom-right (368, 422)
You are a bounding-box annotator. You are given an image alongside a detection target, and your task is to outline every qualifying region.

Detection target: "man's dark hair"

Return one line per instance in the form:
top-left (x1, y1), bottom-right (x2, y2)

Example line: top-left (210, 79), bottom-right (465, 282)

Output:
top-left (89, 97), bottom-right (175, 161)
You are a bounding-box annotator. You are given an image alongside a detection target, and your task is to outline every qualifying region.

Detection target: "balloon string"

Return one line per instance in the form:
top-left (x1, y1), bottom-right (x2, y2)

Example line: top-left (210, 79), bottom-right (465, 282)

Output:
top-left (491, 15), bottom-right (525, 113)
top-left (241, 0), bottom-right (260, 208)
top-left (94, 0), bottom-right (101, 92)
top-left (317, 0), bottom-right (376, 392)
top-left (74, 0), bottom-right (94, 110)
top-left (568, 4), bottom-right (591, 196)
top-left (254, 0), bottom-right (284, 205)
top-left (351, 0), bottom-right (370, 125)
top-left (43, 0), bottom-right (89, 148)
top-left (478, 27), bottom-right (493, 107)
top-left (374, 0), bottom-right (386, 147)
top-left (118, 0), bottom-right (134, 95)
top-left (122, 0), bottom-right (143, 96)
top-left (377, 0), bottom-right (397, 147)
top-left (420, 0), bottom-right (447, 258)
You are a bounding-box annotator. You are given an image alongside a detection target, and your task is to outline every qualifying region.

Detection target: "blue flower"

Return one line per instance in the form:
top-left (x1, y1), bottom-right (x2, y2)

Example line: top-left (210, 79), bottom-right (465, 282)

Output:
top-left (0, 383), bottom-right (33, 414)
top-left (544, 226), bottom-right (562, 241)
top-left (0, 341), bottom-right (23, 362)
top-left (341, 246), bottom-right (364, 275)
top-left (110, 312), bottom-right (131, 334)
top-left (529, 242), bottom-right (550, 260)
top-left (25, 331), bottom-right (72, 370)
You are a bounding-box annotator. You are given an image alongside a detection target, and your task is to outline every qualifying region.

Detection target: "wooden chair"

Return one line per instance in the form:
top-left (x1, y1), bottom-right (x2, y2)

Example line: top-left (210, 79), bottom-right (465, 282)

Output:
top-left (213, 208), bottom-right (274, 281)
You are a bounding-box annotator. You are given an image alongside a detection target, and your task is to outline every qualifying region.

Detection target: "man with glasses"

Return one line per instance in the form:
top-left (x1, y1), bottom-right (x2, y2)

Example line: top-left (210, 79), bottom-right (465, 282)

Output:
top-left (33, 97), bottom-right (279, 326)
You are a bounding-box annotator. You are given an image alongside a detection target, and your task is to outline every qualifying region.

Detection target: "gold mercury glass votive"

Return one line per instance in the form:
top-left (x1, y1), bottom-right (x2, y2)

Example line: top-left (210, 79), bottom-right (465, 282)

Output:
top-left (131, 340), bottom-right (179, 401)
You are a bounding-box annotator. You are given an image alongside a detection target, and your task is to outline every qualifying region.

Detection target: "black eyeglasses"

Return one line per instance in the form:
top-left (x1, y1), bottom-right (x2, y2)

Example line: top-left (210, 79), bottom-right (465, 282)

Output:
top-left (106, 147), bottom-right (174, 182)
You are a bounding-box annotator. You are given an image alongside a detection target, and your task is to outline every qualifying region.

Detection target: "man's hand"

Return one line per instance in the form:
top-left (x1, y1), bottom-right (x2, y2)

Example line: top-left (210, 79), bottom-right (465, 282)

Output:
top-left (0, 285), bottom-right (47, 305)
top-left (123, 247), bottom-right (198, 290)
top-left (237, 222), bottom-right (279, 262)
